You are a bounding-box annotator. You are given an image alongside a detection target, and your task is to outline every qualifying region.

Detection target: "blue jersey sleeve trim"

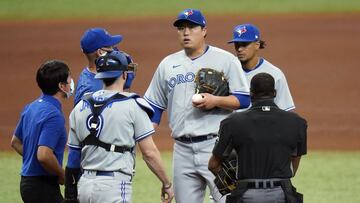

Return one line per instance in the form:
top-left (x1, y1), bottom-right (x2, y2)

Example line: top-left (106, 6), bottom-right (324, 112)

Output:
top-left (232, 93), bottom-right (251, 109)
top-left (135, 129), bottom-right (155, 142)
top-left (67, 147), bottom-right (81, 168)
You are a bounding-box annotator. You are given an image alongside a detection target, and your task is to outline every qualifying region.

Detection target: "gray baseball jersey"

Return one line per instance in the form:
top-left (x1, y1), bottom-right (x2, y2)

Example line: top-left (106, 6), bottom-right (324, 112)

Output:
top-left (144, 45), bottom-right (249, 203)
top-left (68, 90), bottom-right (155, 175)
top-left (144, 45), bottom-right (250, 137)
top-left (244, 58), bottom-right (295, 111)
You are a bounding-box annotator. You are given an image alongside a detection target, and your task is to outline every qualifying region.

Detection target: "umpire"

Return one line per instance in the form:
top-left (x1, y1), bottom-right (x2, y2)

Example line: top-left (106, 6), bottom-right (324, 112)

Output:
top-left (208, 73), bottom-right (307, 203)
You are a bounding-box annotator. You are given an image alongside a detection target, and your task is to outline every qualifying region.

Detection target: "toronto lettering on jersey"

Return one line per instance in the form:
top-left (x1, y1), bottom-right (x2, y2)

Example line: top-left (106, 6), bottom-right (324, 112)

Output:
top-left (167, 72), bottom-right (195, 91)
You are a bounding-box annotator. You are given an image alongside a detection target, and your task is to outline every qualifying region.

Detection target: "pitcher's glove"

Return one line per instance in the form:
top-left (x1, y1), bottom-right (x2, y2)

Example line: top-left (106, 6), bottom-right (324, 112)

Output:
top-left (214, 158), bottom-right (238, 196)
top-left (194, 68), bottom-right (229, 96)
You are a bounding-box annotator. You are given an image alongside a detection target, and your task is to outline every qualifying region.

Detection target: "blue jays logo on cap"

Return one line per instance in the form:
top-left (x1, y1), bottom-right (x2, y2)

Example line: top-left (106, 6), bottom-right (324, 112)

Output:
top-left (228, 24), bottom-right (260, 43)
top-left (173, 9), bottom-right (206, 27)
top-left (183, 10), bottom-right (194, 17)
top-left (236, 26), bottom-right (247, 37)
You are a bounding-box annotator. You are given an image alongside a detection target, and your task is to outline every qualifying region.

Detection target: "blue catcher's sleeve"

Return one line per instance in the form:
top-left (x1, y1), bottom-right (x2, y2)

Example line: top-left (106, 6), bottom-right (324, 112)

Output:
top-left (67, 147), bottom-right (81, 168)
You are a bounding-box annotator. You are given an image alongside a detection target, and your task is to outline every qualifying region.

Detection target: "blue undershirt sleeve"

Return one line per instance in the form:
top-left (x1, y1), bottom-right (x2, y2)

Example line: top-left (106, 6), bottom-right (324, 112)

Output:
top-left (232, 93), bottom-right (251, 109)
top-left (148, 103), bottom-right (163, 125)
top-left (67, 147), bottom-right (81, 168)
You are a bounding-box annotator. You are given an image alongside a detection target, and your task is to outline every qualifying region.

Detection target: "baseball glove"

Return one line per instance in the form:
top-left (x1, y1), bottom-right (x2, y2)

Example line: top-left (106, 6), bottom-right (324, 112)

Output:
top-left (194, 68), bottom-right (229, 96)
top-left (214, 158), bottom-right (238, 196)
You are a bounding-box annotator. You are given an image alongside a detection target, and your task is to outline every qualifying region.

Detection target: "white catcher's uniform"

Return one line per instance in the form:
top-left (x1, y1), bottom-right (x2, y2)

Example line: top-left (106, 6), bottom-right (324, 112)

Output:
top-left (243, 58), bottom-right (295, 111)
top-left (68, 90), bottom-right (155, 203)
top-left (145, 45), bottom-right (250, 203)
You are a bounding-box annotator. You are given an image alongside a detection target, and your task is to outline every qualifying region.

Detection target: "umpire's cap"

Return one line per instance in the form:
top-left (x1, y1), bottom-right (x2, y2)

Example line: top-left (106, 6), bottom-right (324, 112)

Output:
top-left (228, 24), bottom-right (260, 43)
top-left (173, 9), bottom-right (206, 27)
top-left (95, 51), bottom-right (129, 79)
top-left (81, 28), bottom-right (122, 54)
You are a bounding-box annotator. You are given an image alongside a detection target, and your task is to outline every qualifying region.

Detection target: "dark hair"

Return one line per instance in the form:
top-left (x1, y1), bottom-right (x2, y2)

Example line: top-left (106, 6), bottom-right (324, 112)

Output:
top-left (102, 77), bottom-right (118, 87)
top-left (250, 73), bottom-right (275, 98)
top-left (259, 40), bottom-right (266, 49)
top-left (36, 60), bottom-right (70, 95)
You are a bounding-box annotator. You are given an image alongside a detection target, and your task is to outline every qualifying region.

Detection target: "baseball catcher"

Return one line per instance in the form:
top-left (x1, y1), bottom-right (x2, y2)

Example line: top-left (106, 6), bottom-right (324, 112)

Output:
top-left (194, 68), bottom-right (230, 96)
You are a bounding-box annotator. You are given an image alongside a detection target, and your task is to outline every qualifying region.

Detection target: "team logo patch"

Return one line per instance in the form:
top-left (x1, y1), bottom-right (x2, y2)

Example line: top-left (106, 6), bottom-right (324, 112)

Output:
top-left (236, 26), bottom-right (247, 37)
top-left (184, 10), bottom-right (193, 17)
top-left (86, 114), bottom-right (104, 137)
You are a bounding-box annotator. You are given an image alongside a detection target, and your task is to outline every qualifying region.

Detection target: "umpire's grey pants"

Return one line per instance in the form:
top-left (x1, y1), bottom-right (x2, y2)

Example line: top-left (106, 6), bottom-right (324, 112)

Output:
top-left (241, 186), bottom-right (285, 203)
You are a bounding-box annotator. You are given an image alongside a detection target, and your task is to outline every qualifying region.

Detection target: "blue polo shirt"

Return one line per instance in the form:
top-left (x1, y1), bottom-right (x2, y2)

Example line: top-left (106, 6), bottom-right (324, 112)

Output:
top-left (14, 94), bottom-right (67, 176)
top-left (74, 67), bottom-right (103, 106)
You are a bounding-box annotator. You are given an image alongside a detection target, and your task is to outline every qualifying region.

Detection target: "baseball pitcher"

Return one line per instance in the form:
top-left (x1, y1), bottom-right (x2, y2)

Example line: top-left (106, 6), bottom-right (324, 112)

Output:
top-left (144, 9), bottom-right (250, 203)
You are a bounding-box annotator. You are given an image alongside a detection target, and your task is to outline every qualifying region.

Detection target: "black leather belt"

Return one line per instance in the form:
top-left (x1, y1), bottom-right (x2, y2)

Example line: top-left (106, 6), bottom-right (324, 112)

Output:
top-left (175, 133), bottom-right (217, 143)
top-left (95, 171), bottom-right (115, 177)
top-left (245, 180), bottom-right (282, 189)
top-left (83, 170), bottom-right (115, 177)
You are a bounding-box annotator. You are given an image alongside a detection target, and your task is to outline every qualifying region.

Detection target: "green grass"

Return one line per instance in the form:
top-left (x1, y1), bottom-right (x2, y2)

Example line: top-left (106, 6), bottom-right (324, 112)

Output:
top-left (0, 0), bottom-right (359, 20)
top-left (1, 151), bottom-right (359, 203)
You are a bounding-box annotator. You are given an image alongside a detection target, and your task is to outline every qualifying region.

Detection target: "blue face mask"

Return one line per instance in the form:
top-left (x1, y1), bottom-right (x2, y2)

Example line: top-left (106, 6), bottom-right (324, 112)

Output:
top-left (124, 72), bottom-right (135, 89)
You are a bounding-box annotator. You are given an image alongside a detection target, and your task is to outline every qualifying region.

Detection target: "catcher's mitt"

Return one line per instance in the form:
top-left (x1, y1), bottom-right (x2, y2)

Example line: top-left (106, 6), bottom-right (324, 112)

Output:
top-left (214, 158), bottom-right (238, 196)
top-left (194, 68), bottom-right (229, 96)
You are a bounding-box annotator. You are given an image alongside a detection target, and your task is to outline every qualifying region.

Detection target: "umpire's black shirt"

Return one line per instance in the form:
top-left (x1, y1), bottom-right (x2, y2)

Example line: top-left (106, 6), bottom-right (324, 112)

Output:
top-left (213, 99), bottom-right (307, 179)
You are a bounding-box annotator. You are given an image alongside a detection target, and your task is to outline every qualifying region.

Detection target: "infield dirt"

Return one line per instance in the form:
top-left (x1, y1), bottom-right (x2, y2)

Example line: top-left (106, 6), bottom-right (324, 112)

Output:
top-left (0, 14), bottom-right (359, 150)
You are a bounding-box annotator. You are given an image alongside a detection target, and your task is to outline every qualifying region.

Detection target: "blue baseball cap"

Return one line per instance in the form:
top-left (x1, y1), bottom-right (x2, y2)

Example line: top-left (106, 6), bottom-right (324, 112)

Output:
top-left (173, 9), bottom-right (206, 27)
top-left (80, 28), bottom-right (123, 54)
top-left (95, 51), bottom-right (129, 79)
top-left (228, 24), bottom-right (261, 43)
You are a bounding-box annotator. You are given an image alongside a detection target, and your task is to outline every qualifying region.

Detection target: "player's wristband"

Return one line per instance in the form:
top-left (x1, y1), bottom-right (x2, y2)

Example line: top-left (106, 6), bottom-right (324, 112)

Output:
top-left (162, 182), bottom-right (172, 189)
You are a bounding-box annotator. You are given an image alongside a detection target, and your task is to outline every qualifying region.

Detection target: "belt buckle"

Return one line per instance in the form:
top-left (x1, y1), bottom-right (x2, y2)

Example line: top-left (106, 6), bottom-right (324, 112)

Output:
top-left (184, 135), bottom-right (193, 143)
top-left (207, 133), bottom-right (217, 140)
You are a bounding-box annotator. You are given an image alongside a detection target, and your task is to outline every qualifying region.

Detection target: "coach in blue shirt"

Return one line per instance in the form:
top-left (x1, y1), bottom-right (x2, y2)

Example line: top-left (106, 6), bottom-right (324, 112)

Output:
top-left (74, 27), bottom-right (123, 106)
top-left (11, 60), bottom-right (74, 203)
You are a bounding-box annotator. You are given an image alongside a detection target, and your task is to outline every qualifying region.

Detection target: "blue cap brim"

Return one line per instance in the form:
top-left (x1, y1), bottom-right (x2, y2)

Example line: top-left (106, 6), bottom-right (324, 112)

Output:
top-left (95, 71), bottom-right (123, 79)
top-left (173, 19), bottom-right (204, 27)
top-left (227, 39), bottom-right (255, 44)
top-left (104, 35), bottom-right (123, 47)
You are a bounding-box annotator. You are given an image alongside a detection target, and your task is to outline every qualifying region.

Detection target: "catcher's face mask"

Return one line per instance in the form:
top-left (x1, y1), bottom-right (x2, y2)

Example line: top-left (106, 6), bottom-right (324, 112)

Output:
top-left (95, 51), bottom-right (138, 86)
top-left (124, 63), bottom-right (138, 89)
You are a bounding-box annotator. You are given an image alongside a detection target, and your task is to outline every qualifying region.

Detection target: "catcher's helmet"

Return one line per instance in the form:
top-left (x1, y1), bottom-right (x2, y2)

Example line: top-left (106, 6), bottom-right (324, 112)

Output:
top-left (95, 51), bottom-right (129, 79)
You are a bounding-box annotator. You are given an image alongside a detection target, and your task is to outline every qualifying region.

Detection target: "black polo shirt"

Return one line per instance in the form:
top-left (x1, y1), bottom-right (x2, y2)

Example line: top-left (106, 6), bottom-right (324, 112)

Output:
top-left (213, 99), bottom-right (307, 179)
